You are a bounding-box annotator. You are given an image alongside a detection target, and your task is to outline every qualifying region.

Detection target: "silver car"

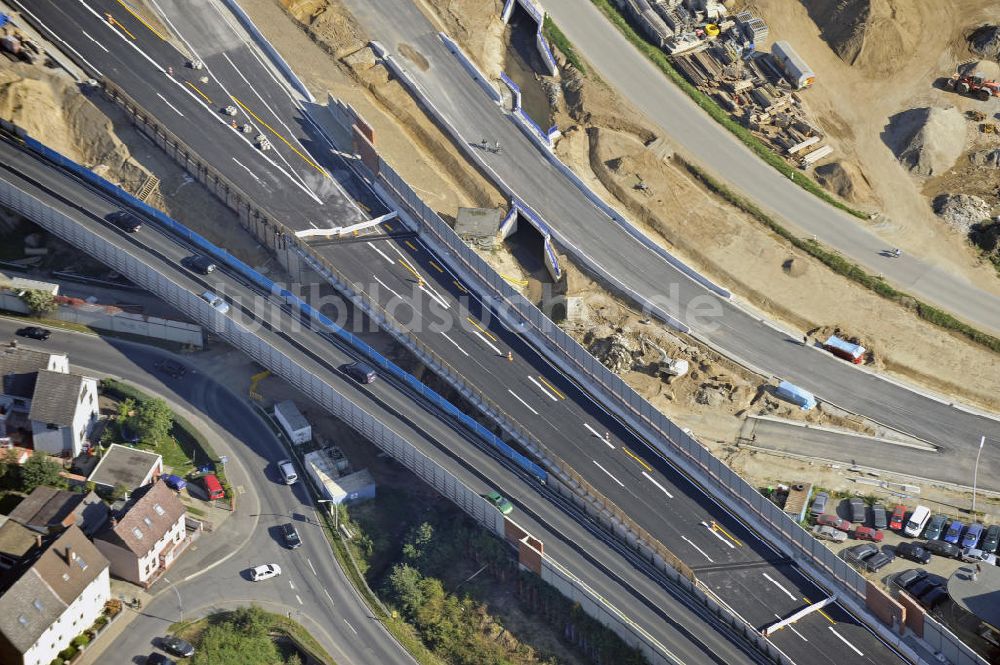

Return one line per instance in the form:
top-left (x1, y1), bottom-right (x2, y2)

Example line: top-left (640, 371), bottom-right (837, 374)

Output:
top-left (813, 525), bottom-right (848, 543)
top-left (960, 548), bottom-right (998, 565)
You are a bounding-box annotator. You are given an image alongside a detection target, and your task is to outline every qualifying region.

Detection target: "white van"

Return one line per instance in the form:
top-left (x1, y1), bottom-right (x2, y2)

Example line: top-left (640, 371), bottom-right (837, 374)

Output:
top-left (903, 505), bottom-right (931, 538)
top-left (277, 459), bottom-right (298, 485)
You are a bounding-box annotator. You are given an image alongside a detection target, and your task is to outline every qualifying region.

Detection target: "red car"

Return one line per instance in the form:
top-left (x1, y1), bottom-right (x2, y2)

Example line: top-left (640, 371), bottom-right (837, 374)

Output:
top-left (854, 526), bottom-right (884, 542)
top-left (889, 505), bottom-right (907, 531)
top-left (816, 514), bottom-right (852, 532)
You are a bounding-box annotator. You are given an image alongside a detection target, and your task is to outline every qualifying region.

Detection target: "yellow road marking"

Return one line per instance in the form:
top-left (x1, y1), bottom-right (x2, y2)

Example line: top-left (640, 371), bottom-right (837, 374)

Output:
top-left (537, 376), bottom-right (565, 400)
top-left (453, 280), bottom-right (468, 294)
top-left (803, 597), bottom-right (836, 624)
top-left (710, 522), bottom-right (743, 547)
top-left (404, 240), bottom-right (418, 251)
top-left (466, 317), bottom-right (496, 341)
top-left (106, 14), bottom-right (136, 40)
top-left (500, 272), bottom-right (529, 286)
top-left (622, 447), bottom-right (653, 472)
top-left (398, 258), bottom-right (423, 285)
top-left (186, 81), bottom-right (212, 103)
top-left (383, 223), bottom-right (393, 231)
top-left (116, 0), bottom-right (167, 40)
top-left (429, 261), bottom-right (445, 274)
top-left (230, 95), bottom-right (328, 178)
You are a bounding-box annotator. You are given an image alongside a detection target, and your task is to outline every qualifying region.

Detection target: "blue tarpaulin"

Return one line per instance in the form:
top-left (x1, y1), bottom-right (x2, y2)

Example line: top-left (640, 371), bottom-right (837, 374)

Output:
top-left (775, 380), bottom-right (816, 411)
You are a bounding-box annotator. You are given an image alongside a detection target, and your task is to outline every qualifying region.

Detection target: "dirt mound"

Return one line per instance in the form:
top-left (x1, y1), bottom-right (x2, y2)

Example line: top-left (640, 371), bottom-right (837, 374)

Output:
top-left (969, 149), bottom-right (1000, 168)
top-left (959, 59), bottom-right (1000, 80)
top-left (801, 0), bottom-right (919, 77)
top-left (813, 161), bottom-right (872, 202)
top-left (968, 24), bottom-right (1000, 61)
top-left (0, 64), bottom-right (148, 191)
top-left (932, 193), bottom-right (992, 234)
top-left (883, 106), bottom-right (967, 177)
top-left (280, 0), bottom-right (365, 59)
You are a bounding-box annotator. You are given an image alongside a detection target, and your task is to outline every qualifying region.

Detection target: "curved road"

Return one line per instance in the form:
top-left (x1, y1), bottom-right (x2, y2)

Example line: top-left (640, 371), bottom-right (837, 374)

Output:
top-left (0, 318), bottom-right (412, 665)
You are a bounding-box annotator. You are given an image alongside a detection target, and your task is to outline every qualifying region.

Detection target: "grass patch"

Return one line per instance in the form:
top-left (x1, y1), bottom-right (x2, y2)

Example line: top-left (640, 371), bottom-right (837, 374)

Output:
top-left (543, 16), bottom-right (585, 74)
top-left (681, 160), bottom-right (1000, 355)
top-left (586, 0), bottom-right (868, 220)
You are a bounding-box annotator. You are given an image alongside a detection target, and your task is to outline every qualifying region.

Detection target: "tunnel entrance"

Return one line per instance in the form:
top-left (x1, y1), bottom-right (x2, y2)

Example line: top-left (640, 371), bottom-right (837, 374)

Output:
top-left (504, 3), bottom-right (553, 131)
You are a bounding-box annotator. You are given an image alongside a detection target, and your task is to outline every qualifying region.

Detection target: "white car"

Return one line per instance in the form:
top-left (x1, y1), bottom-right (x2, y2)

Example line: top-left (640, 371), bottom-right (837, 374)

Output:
top-left (200, 291), bottom-right (229, 314)
top-left (250, 563), bottom-right (281, 582)
top-left (960, 548), bottom-right (998, 565)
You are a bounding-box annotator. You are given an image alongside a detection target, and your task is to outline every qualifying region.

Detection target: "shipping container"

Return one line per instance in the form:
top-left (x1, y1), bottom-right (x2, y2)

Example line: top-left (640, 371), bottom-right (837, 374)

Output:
top-left (771, 40), bottom-right (815, 89)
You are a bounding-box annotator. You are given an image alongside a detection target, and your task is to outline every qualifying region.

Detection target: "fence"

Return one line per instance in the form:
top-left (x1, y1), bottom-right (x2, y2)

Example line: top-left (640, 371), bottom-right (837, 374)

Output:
top-left (923, 615), bottom-right (989, 665)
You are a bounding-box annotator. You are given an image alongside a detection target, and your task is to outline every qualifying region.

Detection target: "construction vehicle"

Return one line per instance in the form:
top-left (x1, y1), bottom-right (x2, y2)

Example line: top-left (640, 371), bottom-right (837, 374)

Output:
top-left (944, 74), bottom-right (1000, 101)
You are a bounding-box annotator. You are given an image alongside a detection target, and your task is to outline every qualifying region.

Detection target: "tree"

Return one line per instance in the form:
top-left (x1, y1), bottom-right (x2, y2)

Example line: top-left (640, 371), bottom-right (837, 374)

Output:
top-left (131, 398), bottom-right (173, 445)
top-left (19, 289), bottom-right (57, 317)
top-left (402, 521), bottom-right (434, 566)
top-left (20, 453), bottom-right (63, 493)
top-left (116, 398), bottom-right (137, 428)
top-left (0, 448), bottom-right (19, 490)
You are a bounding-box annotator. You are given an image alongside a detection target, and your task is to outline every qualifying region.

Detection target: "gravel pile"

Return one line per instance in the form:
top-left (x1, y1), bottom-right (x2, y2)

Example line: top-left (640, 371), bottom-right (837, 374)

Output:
top-left (932, 194), bottom-right (992, 234)
top-left (969, 149), bottom-right (1000, 168)
top-left (968, 25), bottom-right (1000, 61)
top-left (885, 107), bottom-right (966, 177)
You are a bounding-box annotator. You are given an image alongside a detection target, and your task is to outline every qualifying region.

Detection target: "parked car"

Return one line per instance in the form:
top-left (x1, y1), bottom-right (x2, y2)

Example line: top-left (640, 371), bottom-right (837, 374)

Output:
top-left (154, 358), bottom-right (187, 378)
top-left (871, 504), bottom-right (888, 530)
top-left (919, 586), bottom-right (949, 610)
top-left (844, 543), bottom-right (879, 567)
top-left (848, 497), bottom-right (866, 523)
top-left (889, 505), bottom-right (907, 531)
top-left (960, 548), bottom-right (997, 565)
top-left (816, 514), bottom-right (852, 532)
top-left (161, 636), bottom-right (195, 658)
top-left (809, 491), bottom-right (829, 516)
top-left (922, 540), bottom-right (962, 559)
top-left (907, 578), bottom-right (938, 599)
top-left (15, 326), bottom-right (50, 340)
top-left (485, 490), bottom-right (513, 515)
top-left (854, 526), bottom-right (884, 542)
top-left (892, 568), bottom-right (927, 590)
top-left (943, 520), bottom-right (965, 544)
top-left (200, 291), bottom-right (229, 314)
top-left (812, 525), bottom-right (848, 543)
top-left (281, 523), bottom-right (302, 549)
top-left (146, 654), bottom-right (176, 665)
top-left (161, 474), bottom-right (186, 491)
top-left (864, 552), bottom-right (894, 572)
top-left (107, 210), bottom-right (142, 232)
top-left (923, 514), bottom-right (948, 541)
top-left (982, 525), bottom-right (1000, 554)
top-left (896, 542), bottom-right (931, 564)
top-left (182, 254), bottom-right (217, 275)
top-left (342, 361), bottom-right (377, 384)
top-left (961, 523), bottom-right (984, 550)
top-left (249, 563), bottom-right (281, 582)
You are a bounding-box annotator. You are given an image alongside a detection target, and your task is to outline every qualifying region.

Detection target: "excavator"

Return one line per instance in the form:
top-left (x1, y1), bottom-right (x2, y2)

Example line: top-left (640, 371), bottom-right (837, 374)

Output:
top-left (944, 73), bottom-right (1000, 101)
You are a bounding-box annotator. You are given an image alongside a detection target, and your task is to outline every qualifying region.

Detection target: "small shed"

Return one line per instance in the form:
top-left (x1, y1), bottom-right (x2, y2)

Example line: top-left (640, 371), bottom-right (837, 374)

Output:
top-left (304, 448), bottom-right (375, 505)
top-left (783, 482), bottom-right (813, 522)
top-left (88, 443), bottom-right (162, 492)
top-left (774, 381), bottom-right (816, 411)
top-left (455, 207), bottom-right (502, 249)
top-left (274, 400), bottom-right (311, 445)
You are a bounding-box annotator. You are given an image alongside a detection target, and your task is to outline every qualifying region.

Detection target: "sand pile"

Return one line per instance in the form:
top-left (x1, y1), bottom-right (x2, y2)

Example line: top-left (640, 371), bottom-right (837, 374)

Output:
top-left (813, 161), bottom-right (872, 202)
top-left (884, 106), bottom-right (967, 177)
top-left (932, 193), bottom-right (992, 234)
top-left (801, 0), bottom-right (919, 77)
top-left (968, 24), bottom-right (1000, 61)
top-left (0, 63), bottom-right (148, 190)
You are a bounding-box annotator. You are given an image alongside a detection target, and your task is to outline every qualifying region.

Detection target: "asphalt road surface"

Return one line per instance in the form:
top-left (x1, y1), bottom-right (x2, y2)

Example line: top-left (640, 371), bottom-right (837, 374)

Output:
top-left (0, 318), bottom-right (411, 665)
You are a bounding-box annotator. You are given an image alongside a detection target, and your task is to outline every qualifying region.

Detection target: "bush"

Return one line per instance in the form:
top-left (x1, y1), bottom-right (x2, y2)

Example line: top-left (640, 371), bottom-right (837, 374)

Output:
top-left (19, 289), bottom-right (58, 317)
top-left (71, 634), bottom-right (90, 648)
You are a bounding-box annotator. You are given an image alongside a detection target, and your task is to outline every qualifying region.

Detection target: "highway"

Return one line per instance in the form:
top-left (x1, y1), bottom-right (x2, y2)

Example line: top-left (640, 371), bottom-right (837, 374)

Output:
top-left (5, 1), bottom-right (938, 661)
top-left (0, 136), bottom-right (768, 665)
top-left (0, 318), bottom-right (410, 665)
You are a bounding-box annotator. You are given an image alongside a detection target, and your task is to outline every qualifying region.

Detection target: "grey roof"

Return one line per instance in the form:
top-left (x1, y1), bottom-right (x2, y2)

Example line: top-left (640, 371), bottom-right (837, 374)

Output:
top-left (948, 562), bottom-right (1000, 630)
top-left (8, 487), bottom-right (104, 534)
top-left (454, 207), bottom-right (502, 237)
top-left (87, 444), bottom-right (161, 490)
top-left (95, 481), bottom-right (185, 556)
top-left (0, 525), bottom-right (108, 654)
top-left (27, 371), bottom-right (86, 427)
top-left (0, 346), bottom-right (60, 399)
top-left (0, 520), bottom-right (38, 561)
top-left (274, 400), bottom-right (309, 431)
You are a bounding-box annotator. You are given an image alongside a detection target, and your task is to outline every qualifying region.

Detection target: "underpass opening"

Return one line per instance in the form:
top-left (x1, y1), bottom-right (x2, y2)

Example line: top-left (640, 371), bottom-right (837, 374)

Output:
top-left (504, 3), bottom-right (553, 131)
top-left (503, 210), bottom-right (556, 303)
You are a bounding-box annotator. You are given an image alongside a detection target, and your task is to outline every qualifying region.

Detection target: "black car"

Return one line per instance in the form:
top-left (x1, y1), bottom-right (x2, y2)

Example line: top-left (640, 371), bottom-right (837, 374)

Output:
top-left (907, 578), bottom-right (938, 599)
top-left (154, 359), bottom-right (187, 379)
top-left (161, 636), bottom-right (195, 658)
top-left (182, 254), bottom-right (217, 275)
top-left (863, 552), bottom-right (894, 572)
top-left (920, 586), bottom-right (949, 610)
top-left (923, 514), bottom-right (948, 540)
top-left (107, 210), bottom-right (142, 232)
top-left (282, 522), bottom-right (301, 549)
top-left (16, 326), bottom-right (50, 340)
top-left (893, 568), bottom-right (927, 590)
top-left (844, 543), bottom-right (878, 567)
top-left (848, 497), bottom-right (867, 523)
top-left (146, 654), bottom-right (176, 665)
top-left (922, 539), bottom-right (962, 559)
top-left (896, 541), bottom-right (932, 564)
top-left (343, 361), bottom-right (377, 384)
top-left (982, 525), bottom-right (1000, 554)
top-left (871, 503), bottom-right (888, 530)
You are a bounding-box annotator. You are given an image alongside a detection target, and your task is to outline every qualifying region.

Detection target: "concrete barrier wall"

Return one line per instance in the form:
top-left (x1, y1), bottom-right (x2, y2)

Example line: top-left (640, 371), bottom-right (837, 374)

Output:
top-left (436, 33), bottom-right (502, 103)
top-left (923, 615), bottom-right (989, 665)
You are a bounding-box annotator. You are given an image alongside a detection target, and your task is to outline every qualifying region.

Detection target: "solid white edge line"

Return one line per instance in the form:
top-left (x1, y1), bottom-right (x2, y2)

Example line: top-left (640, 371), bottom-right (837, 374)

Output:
top-left (507, 389), bottom-right (539, 415)
top-left (592, 460), bottom-right (624, 487)
top-left (761, 572), bottom-right (797, 601)
top-left (641, 471), bottom-right (673, 498)
top-left (527, 375), bottom-right (558, 401)
top-left (681, 535), bottom-right (714, 562)
top-left (156, 92), bottom-right (185, 117)
top-left (80, 29), bottom-right (108, 53)
top-left (372, 275), bottom-right (403, 302)
top-left (231, 157), bottom-right (261, 182)
top-left (366, 242), bottom-right (394, 264)
top-left (828, 627), bottom-right (863, 656)
top-left (10, 0), bottom-right (105, 77)
top-left (440, 331), bottom-right (469, 356)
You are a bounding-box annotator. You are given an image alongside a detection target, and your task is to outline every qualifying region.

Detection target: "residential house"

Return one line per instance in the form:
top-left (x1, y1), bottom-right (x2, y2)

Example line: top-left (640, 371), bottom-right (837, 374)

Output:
top-left (0, 525), bottom-right (110, 665)
top-left (87, 444), bottom-right (162, 493)
top-left (0, 344), bottom-right (99, 457)
top-left (8, 486), bottom-right (108, 537)
top-left (92, 480), bottom-right (186, 587)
